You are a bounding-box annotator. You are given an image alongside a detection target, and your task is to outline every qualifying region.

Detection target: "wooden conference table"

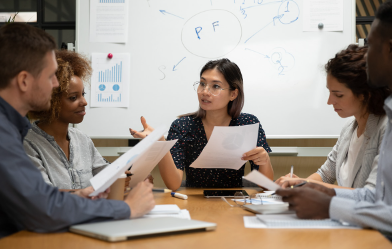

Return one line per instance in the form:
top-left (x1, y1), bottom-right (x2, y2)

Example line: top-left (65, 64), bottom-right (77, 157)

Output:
top-left (0, 188), bottom-right (391, 249)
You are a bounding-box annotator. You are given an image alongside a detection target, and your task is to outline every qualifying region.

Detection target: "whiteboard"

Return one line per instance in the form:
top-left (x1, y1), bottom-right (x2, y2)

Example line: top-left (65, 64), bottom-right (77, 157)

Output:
top-left (75, 0), bottom-right (355, 139)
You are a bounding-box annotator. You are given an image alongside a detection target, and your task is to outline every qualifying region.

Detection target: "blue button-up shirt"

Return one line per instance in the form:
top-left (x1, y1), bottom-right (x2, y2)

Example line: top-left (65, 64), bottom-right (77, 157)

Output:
top-left (330, 95), bottom-right (392, 236)
top-left (0, 96), bottom-right (130, 238)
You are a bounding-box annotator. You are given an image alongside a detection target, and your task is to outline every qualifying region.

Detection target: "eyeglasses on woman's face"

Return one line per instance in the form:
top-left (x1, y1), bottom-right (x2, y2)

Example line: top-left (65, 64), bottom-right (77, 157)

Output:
top-left (193, 81), bottom-right (232, 96)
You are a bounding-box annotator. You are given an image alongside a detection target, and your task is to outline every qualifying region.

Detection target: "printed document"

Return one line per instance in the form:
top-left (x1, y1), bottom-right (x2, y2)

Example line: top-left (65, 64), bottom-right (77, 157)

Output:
top-left (90, 0), bottom-right (129, 43)
top-left (90, 53), bottom-right (130, 108)
top-left (128, 140), bottom-right (177, 188)
top-left (303, 0), bottom-right (343, 32)
top-left (190, 123), bottom-right (259, 170)
top-left (89, 124), bottom-right (167, 196)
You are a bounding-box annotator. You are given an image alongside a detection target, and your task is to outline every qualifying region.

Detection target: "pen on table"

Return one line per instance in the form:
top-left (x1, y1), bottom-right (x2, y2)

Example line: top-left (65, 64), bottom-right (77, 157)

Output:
top-left (171, 192), bottom-right (188, 200)
top-left (152, 188), bottom-right (172, 193)
top-left (290, 165), bottom-right (294, 178)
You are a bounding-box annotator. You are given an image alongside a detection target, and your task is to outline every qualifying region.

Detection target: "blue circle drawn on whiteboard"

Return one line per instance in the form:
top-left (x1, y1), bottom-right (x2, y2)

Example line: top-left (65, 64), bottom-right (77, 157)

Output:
top-left (113, 84), bottom-right (120, 91)
top-left (99, 84), bottom-right (106, 91)
top-left (277, 0), bottom-right (300, 25)
top-left (181, 10), bottom-right (242, 59)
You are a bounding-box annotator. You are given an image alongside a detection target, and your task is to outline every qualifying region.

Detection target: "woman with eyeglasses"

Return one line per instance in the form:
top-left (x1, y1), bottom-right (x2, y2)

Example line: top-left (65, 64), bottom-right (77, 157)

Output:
top-left (130, 58), bottom-right (273, 190)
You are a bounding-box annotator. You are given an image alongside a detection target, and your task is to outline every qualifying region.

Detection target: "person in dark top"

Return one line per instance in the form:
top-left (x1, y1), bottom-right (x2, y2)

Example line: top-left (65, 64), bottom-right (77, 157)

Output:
top-left (130, 59), bottom-right (273, 190)
top-left (0, 23), bottom-right (154, 239)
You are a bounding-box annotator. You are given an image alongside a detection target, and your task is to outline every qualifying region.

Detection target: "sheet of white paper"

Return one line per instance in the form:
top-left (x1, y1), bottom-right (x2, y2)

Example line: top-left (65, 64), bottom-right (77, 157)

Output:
top-left (244, 215), bottom-right (360, 229)
top-left (243, 170), bottom-right (280, 191)
top-left (89, 0), bottom-right (129, 43)
top-left (256, 214), bottom-right (361, 229)
top-left (303, 0), bottom-right (343, 32)
top-left (147, 205), bottom-right (181, 214)
top-left (243, 216), bottom-right (267, 228)
top-left (129, 140), bottom-right (177, 188)
top-left (190, 123), bottom-right (258, 170)
top-left (143, 210), bottom-right (191, 220)
top-left (89, 124), bottom-right (167, 196)
top-left (90, 53), bottom-right (130, 108)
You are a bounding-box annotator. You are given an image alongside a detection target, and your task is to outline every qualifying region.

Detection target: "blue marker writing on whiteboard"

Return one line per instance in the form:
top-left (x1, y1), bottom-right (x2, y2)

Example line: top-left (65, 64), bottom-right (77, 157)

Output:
top-left (212, 21), bottom-right (219, 32)
top-left (195, 27), bottom-right (202, 39)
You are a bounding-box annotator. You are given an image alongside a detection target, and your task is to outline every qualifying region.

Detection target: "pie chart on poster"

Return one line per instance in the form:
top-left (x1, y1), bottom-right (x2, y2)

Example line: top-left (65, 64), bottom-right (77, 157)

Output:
top-left (99, 84), bottom-right (106, 91)
top-left (113, 84), bottom-right (120, 91)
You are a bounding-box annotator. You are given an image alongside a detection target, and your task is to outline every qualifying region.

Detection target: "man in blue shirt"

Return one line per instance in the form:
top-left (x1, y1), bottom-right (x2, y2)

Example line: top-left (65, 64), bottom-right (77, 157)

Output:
top-left (276, 0), bottom-right (392, 240)
top-left (0, 23), bottom-right (155, 238)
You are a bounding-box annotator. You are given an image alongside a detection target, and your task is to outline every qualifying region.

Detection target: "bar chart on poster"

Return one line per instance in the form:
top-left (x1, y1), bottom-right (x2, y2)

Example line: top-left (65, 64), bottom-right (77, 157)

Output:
top-left (90, 53), bottom-right (130, 107)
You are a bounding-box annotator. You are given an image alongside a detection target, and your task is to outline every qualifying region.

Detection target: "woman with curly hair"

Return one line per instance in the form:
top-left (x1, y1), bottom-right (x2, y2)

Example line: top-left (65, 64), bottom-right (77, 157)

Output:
top-left (23, 50), bottom-right (129, 197)
top-left (276, 44), bottom-right (390, 190)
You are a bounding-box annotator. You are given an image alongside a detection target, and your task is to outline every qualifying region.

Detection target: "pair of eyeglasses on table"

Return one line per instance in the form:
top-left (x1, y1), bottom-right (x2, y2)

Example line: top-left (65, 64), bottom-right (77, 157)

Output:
top-left (221, 192), bottom-right (263, 208)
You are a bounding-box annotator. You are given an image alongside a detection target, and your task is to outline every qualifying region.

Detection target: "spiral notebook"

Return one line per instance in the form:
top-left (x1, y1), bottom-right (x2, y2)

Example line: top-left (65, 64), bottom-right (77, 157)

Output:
top-left (256, 192), bottom-right (282, 200)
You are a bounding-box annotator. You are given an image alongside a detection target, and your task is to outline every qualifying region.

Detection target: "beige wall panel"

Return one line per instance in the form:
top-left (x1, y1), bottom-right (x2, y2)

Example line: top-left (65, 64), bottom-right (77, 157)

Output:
top-left (102, 156), bottom-right (118, 163)
top-left (92, 139), bottom-right (128, 147)
top-left (269, 157), bottom-right (328, 180)
top-left (266, 139), bottom-right (337, 147)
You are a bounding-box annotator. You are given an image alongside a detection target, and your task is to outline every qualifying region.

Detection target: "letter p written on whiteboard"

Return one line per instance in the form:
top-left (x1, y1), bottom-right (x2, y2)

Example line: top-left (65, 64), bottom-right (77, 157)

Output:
top-left (195, 27), bottom-right (202, 39)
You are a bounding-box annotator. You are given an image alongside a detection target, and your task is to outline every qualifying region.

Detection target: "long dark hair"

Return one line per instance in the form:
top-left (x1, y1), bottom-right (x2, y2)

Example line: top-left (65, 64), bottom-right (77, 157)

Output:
top-left (325, 44), bottom-right (390, 115)
top-left (180, 58), bottom-right (244, 119)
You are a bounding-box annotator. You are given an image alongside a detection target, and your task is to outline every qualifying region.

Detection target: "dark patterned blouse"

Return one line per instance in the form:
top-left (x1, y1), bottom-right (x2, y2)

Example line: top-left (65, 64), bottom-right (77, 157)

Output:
top-left (167, 113), bottom-right (271, 188)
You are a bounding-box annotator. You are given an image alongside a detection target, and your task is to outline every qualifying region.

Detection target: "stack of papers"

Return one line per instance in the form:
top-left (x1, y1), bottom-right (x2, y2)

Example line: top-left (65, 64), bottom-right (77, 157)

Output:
top-left (143, 205), bottom-right (191, 220)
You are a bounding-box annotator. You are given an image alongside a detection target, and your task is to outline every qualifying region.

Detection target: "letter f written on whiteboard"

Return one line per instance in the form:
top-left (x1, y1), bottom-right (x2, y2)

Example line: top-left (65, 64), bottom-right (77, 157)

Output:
top-left (212, 21), bottom-right (219, 31)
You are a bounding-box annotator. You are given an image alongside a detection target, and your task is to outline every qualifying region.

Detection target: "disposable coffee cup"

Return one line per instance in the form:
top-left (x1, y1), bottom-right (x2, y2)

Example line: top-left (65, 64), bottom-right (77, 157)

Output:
top-left (107, 173), bottom-right (126, 200)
